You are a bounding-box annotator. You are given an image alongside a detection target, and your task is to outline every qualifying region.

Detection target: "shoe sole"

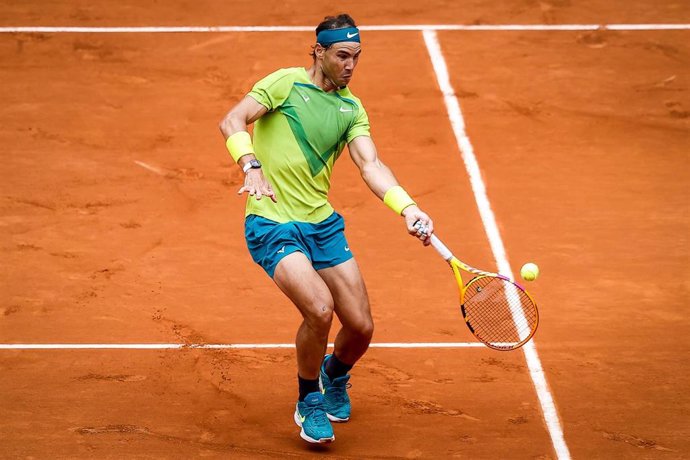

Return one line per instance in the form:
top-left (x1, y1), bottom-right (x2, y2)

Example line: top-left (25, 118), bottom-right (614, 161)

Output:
top-left (326, 413), bottom-right (350, 423)
top-left (294, 408), bottom-right (335, 444)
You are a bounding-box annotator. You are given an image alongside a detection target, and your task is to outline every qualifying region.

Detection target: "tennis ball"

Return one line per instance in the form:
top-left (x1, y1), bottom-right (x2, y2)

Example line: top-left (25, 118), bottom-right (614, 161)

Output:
top-left (520, 263), bottom-right (539, 282)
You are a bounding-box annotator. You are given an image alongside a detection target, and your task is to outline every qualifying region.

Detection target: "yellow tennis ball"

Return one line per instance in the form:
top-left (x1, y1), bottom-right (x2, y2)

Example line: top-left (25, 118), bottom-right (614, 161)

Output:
top-left (520, 263), bottom-right (539, 281)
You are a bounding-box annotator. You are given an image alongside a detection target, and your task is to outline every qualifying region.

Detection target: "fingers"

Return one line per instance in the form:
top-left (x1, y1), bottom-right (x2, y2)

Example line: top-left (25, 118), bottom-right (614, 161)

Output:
top-left (416, 224), bottom-right (429, 242)
top-left (411, 218), bottom-right (434, 245)
top-left (425, 220), bottom-right (434, 237)
top-left (262, 184), bottom-right (276, 203)
top-left (237, 185), bottom-right (261, 199)
top-left (237, 184), bottom-right (277, 202)
top-left (412, 219), bottom-right (431, 235)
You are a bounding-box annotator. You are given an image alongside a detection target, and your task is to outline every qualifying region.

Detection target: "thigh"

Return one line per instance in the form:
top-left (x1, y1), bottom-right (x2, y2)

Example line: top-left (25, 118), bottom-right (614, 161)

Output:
top-left (274, 251), bottom-right (334, 318)
top-left (317, 258), bottom-right (372, 329)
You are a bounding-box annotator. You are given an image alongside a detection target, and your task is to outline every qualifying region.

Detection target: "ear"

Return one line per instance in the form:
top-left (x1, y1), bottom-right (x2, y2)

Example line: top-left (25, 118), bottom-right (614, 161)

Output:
top-left (314, 43), bottom-right (325, 59)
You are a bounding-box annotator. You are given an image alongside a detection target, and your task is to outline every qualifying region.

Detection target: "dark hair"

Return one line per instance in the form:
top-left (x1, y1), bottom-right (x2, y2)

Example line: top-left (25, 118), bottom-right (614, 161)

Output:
top-left (310, 14), bottom-right (357, 58)
top-left (315, 13), bottom-right (357, 36)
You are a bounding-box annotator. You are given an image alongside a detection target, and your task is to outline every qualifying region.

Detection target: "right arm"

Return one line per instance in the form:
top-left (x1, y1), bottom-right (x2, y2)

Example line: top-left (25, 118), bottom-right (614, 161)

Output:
top-left (219, 96), bottom-right (276, 202)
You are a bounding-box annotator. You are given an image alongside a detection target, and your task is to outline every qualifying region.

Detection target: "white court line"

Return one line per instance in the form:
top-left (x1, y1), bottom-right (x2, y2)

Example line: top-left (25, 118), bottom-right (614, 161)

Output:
top-left (0, 342), bottom-right (484, 350)
top-left (422, 30), bottom-right (571, 460)
top-left (0, 24), bottom-right (689, 33)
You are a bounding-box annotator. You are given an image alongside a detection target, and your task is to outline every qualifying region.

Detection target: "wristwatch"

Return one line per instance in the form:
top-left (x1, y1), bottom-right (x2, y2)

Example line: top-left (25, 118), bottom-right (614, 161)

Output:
top-left (242, 159), bottom-right (262, 173)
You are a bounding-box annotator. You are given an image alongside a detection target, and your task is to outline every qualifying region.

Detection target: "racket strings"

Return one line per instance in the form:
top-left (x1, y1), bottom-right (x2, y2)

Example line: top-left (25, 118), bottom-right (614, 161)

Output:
top-left (462, 277), bottom-right (538, 350)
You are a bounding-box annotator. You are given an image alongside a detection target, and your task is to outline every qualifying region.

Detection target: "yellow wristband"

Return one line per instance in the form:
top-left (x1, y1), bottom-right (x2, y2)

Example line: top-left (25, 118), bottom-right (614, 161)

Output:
top-left (383, 186), bottom-right (416, 215)
top-left (225, 131), bottom-right (255, 162)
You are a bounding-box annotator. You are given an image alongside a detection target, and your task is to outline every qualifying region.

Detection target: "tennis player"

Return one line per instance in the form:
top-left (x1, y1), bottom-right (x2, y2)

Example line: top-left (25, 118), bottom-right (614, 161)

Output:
top-left (219, 13), bottom-right (434, 444)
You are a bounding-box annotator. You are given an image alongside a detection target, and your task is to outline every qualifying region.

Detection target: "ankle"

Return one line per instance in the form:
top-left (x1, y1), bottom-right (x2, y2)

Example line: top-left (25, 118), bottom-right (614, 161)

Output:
top-left (325, 353), bottom-right (354, 380)
top-left (298, 374), bottom-right (320, 401)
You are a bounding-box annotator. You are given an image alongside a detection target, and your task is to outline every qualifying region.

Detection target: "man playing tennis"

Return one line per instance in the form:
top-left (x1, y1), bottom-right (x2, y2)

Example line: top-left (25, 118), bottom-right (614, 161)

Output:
top-left (219, 13), bottom-right (434, 444)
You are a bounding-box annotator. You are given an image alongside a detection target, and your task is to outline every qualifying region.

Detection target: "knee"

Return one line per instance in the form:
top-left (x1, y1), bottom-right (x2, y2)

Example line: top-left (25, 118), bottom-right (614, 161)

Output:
top-left (351, 318), bottom-right (374, 343)
top-left (360, 319), bottom-right (374, 342)
top-left (305, 302), bottom-right (334, 335)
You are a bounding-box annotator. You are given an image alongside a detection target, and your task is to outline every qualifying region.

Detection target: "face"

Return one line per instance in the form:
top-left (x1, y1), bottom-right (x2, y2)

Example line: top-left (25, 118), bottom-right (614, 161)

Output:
top-left (317, 42), bottom-right (361, 87)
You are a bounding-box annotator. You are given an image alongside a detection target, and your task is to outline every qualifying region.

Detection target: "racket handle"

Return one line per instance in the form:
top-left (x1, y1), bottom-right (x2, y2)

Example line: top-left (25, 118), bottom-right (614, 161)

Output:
top-left (429, 234), bottom-right (454, 262)
top-left (413, 220), bottom-right (454, 261)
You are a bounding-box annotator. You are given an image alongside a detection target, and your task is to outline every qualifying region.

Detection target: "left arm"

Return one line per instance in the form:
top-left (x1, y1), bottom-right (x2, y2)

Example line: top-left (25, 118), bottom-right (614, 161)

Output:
top-left (348, 135), bottom-right (434, 245)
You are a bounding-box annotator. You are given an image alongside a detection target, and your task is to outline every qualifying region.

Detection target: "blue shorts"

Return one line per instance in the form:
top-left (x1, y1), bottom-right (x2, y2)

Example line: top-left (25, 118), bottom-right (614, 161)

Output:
top-left (245, 212), bottom-right (353, 278)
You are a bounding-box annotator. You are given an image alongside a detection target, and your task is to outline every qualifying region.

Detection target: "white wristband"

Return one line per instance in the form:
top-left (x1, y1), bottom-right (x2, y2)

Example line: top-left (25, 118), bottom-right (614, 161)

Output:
top-left (242, 162), bottom-right (253, 173)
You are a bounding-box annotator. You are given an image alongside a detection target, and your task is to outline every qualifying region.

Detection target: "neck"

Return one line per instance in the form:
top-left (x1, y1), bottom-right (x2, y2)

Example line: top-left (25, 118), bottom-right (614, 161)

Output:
top-left (307, 64), bottom-right (339, 92)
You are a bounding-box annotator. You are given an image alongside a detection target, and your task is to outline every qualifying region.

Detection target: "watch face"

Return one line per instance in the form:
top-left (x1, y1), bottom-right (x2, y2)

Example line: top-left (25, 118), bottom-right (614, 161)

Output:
top-left (250, 159), bottom-right (262, 168)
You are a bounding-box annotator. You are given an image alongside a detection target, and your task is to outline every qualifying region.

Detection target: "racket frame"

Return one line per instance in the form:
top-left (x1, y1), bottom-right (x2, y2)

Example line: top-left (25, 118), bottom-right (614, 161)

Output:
top-left (429, 234), bottom-right (539, 351)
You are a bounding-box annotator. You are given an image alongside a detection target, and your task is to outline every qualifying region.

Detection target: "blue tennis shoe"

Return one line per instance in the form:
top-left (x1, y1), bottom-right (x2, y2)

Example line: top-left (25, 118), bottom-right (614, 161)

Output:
top-left (320, 354), bottom-right (352, 422)
top-left (294, 391), bottom-right (335, 443)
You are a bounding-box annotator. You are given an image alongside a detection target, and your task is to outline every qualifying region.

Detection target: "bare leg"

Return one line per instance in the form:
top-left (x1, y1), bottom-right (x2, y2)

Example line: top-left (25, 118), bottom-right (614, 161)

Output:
top-left (273, 252), bottom-right (334, 379)
top-left (318, 258), bottom-right (374, 365)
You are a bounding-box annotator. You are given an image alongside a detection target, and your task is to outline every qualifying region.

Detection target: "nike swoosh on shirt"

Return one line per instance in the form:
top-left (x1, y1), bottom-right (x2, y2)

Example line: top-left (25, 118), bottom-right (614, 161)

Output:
top-left (347, 32), bottom-right (359, 39)
top-left (339, 107), bottom-right (353, 112)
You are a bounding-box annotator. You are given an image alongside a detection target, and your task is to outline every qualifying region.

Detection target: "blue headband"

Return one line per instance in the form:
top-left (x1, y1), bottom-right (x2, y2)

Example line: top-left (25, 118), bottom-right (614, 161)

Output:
top-left (316, 27), bottom-right (361, 46)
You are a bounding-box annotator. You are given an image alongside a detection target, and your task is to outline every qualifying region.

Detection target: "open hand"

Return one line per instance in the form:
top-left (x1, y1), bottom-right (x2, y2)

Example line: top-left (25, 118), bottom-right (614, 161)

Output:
top-left (238, 169), bottom-right (277, 203)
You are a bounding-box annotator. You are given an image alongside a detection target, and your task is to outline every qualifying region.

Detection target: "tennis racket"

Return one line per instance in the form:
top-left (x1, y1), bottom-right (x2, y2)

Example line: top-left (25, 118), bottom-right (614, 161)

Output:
top-left (415, 222), bottom-right (539, 351)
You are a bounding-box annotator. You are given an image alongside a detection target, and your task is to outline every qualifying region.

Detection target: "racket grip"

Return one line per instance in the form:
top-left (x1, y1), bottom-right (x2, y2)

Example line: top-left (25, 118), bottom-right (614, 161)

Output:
top-left (429, 235), bottom-right (454, 262)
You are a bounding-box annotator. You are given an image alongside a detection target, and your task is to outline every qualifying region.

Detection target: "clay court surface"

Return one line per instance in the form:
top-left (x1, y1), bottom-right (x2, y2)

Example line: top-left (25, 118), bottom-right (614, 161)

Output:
top-left (1, 1), bottom-right (689, 459)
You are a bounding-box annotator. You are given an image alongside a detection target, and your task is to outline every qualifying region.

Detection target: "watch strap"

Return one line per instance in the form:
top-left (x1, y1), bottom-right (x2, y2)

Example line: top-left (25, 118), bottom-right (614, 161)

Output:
top-left (242, 160), bottom-right (261, 173)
